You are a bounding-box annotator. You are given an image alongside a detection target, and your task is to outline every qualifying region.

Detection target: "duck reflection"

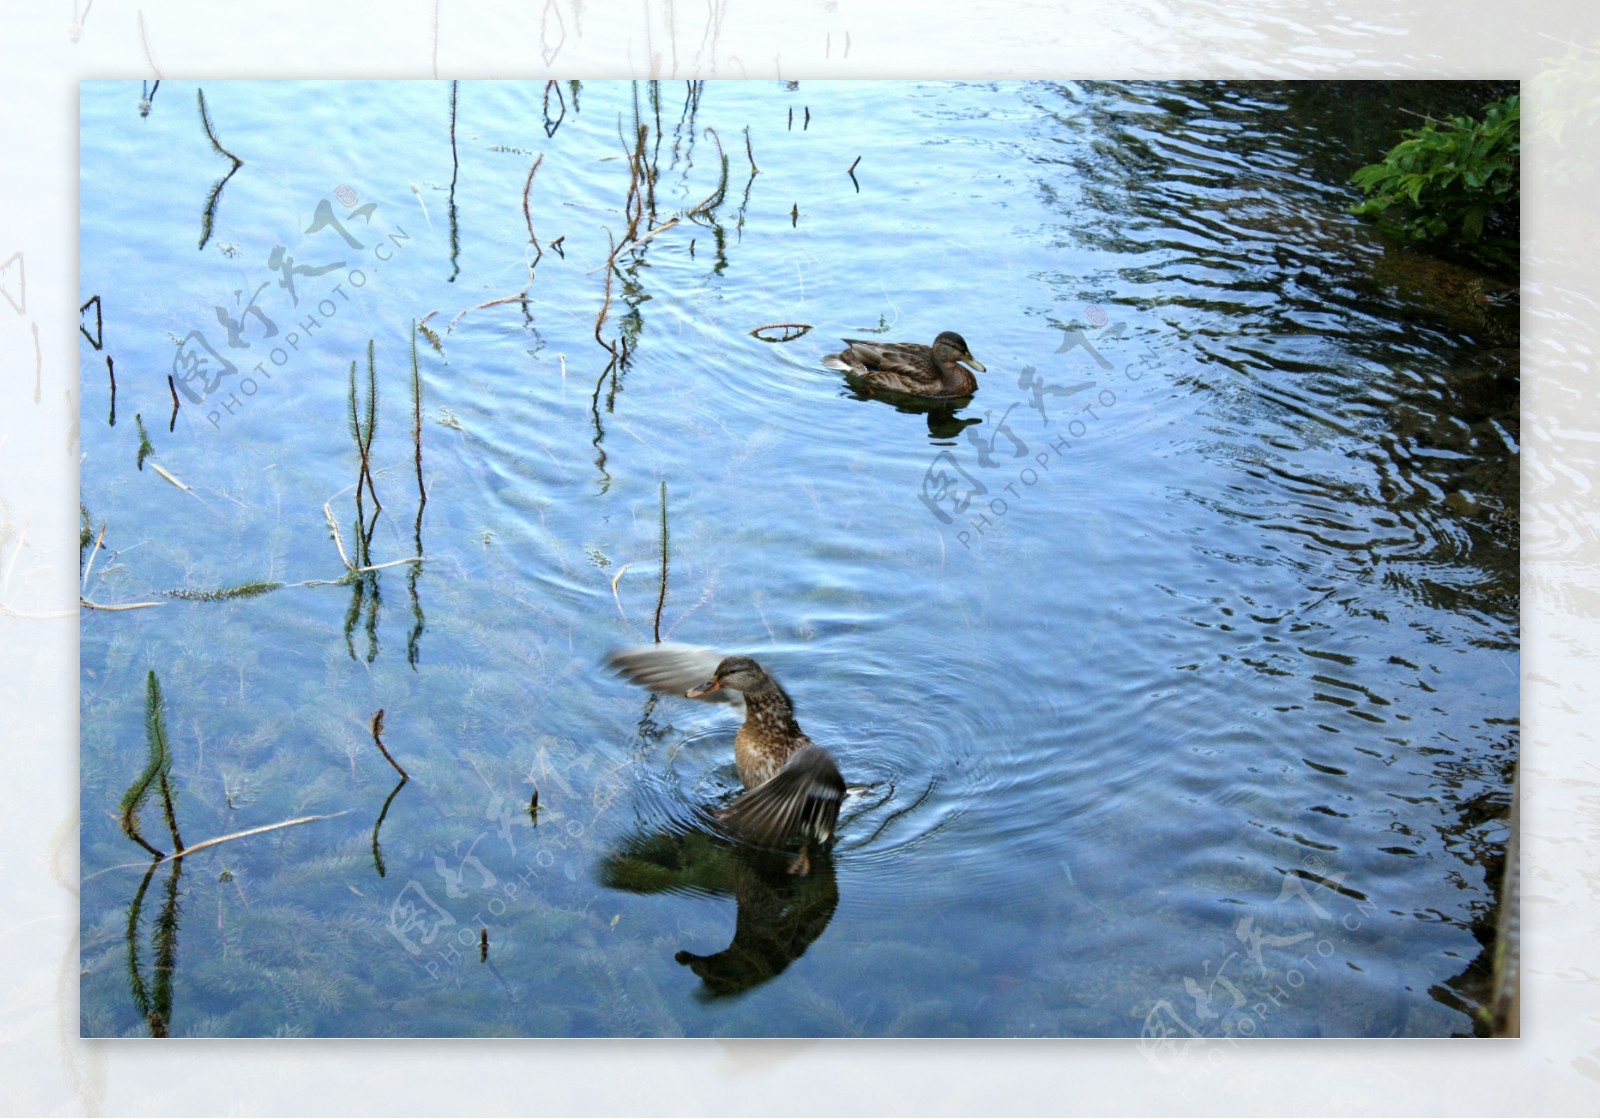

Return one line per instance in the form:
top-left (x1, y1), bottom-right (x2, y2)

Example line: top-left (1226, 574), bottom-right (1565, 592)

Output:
top-left (599, 823), bottom-right (839, 998)
top-left (840, 380), bottom-right (984, 439)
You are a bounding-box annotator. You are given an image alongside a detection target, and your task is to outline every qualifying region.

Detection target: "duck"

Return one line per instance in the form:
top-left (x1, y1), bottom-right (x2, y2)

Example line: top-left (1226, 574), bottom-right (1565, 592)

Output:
top-left (823, 330), bottom-right (986, 397)
top-left (606, 644), bottom-right (845, 874)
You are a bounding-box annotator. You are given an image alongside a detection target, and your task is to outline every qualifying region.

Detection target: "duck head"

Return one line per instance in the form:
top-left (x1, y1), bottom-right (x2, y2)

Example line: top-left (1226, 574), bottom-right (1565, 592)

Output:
top-left (932, 331), bottom-right (986, 373)
top-left (687, 655), bottom-right (777, 698)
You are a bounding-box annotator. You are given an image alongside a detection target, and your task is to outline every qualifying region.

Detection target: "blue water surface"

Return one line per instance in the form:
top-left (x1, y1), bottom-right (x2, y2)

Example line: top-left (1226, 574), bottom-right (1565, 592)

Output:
top-left (79, 79), bottom-right (1518, 1038)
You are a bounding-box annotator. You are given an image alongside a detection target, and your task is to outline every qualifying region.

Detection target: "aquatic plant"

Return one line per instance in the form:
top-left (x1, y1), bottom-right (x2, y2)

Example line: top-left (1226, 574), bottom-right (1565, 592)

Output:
top-left (1350, 93), bottom-right (1519, 270)
top-left (196, 88), bottom-right (243, 251)
top-left (119, 670), bottom-right (182, 857)
top-left (164, 581), bottom-right (283, 602)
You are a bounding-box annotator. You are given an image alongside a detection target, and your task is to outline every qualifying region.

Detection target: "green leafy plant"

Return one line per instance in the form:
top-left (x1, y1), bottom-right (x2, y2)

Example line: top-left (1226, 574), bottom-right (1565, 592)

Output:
top-left (1350, 94), bottom-right (1519, 268)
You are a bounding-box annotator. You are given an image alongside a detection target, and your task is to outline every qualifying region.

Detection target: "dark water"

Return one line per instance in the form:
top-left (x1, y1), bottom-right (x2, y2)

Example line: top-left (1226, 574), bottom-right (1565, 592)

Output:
top-left (78, 80), bottom-right (1517, 1038)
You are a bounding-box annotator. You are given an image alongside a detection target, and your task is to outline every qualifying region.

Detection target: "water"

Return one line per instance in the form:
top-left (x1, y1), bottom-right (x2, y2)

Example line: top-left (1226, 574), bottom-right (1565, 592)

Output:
top-left (79, 79), bottom-right (1518, 1038)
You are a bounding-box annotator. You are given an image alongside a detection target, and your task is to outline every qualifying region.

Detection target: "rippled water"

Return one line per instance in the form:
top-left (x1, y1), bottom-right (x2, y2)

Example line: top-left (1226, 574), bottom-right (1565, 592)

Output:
top-left (79, 79), bottom-right (1517, 1037)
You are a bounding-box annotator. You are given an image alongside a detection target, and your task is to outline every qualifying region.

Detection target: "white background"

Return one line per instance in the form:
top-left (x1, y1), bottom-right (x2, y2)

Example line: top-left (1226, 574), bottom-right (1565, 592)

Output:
top-left (2, 2), bottom-right (1594, 1115)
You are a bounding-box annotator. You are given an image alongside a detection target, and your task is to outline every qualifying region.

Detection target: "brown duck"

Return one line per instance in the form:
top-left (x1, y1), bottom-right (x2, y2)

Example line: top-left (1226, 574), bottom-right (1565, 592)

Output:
top-left (606, 645), bottom-right (845, 873)
top-left (823, 330), bottom-right (986, 397)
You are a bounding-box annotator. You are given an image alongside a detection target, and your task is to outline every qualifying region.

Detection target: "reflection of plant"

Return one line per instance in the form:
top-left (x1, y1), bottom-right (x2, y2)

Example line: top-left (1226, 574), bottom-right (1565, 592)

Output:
top-left (1350, 94), bottom-right (1519, 269)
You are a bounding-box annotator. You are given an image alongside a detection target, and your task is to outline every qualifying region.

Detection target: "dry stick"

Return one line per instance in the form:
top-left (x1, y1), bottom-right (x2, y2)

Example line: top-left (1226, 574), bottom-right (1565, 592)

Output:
top-left (610, 562), bottom-right (633, 623)
top-left (324, 501), bottom-right (355, 570)
top-left (81, 598), bottom-right (166, 612)
top-left (371, 709), bottom-right (409, 780)
top-left (583, 218), bottom-right (679, 274)
top-left (81, 522), bottom-right (106, 593)
top-left (150, 463), bottom-right (191, 492)
top-left (156, 811), bottom-right (354, 864)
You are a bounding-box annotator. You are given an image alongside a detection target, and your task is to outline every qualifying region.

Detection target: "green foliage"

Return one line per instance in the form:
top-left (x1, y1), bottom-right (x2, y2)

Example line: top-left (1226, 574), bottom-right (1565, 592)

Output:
top-left (1350, 94), bottom-right (1519, 268)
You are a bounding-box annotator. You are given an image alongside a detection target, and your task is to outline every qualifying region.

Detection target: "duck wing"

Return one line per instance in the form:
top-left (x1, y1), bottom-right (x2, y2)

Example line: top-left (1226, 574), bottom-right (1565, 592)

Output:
top-left (605, 643), bottom-right (745, 714)
top-left (719, 744), bottom-right (845, 846)
top-left (835, 339), bottom-right (943, 392)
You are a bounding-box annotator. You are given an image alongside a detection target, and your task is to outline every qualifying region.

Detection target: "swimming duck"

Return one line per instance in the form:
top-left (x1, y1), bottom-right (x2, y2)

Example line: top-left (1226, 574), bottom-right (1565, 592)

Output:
top-left (606, 644), bottom-right (845, 873)
top-left (823, 331), bottom-right (986, 397)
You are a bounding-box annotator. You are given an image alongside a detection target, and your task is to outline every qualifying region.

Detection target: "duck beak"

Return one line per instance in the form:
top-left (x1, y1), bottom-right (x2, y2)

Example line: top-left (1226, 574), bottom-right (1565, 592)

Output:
top-left (962, 353), bottom-right (987, 372)
top-left (686, 677), bottom-right (722, 698)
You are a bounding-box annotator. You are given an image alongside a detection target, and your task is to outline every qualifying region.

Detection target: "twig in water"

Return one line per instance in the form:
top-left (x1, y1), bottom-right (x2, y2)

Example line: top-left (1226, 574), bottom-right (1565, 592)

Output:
top-left (750, 322), bottom-right (813, 343)
top-left (584, 218), bottom-right (679, 274)
top-left (410, 322), bottom-right (427, 516)
top-left (150, 463), bottom-right (191, 492)
top-left (80, 598), bottom-right (166, 612)
top-left (371, 708), bottom-right (409, 780)
top-left (848, 155), bottom-right (861, 193)
top-left (610, 562), bottom-right (633, 624)
top-left (522, 153), bottom-right (544, 250)
top-left (167, 375), bottom-right (180, 431)
top-left (324, 501), bottom-right (354, 571)
top-left (687, 127), bottom-right (729, 218)
top-left (156, 811), bottom-right (355, 864)
top-left (654, 480), bottom-right (669, 643)
top-left (81, 296), bottom-right (104, 350)
top-left (594, 229), bottom-right (619, 356)
top-left (82, 522), bottom-right (106, 593)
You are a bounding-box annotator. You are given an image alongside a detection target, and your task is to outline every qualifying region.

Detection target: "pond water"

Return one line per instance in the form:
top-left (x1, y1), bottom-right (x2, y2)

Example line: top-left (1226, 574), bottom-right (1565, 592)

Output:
top-left (79, 79), bottom-right (1518, 1038)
